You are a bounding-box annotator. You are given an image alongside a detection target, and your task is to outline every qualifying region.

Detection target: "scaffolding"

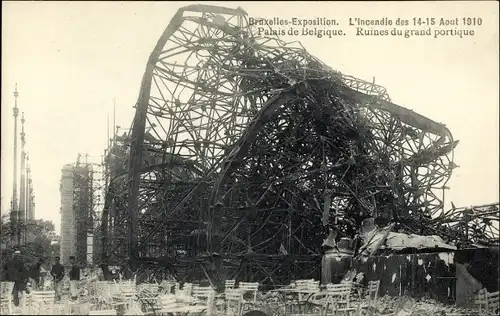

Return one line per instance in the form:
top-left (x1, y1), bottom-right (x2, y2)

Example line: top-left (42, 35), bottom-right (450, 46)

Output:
top-left (99, 131), bottom-right (130, 266)
top-left (59, 154), bottom-right (104, 266)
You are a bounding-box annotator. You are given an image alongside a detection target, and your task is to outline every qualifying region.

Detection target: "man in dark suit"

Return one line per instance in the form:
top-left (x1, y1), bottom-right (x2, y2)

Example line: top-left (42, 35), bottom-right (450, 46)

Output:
top-left (69, 256), bottom-right (80, 300)
top-left (50, 256), bottom-right (65, 301)
top-left (30, 259), bottom-right (43, 290)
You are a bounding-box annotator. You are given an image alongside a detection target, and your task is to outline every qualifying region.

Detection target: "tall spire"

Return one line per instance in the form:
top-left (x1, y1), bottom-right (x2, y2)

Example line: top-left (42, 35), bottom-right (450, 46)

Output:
top-left (26, 154), bottom-right (32, 221)
top-left (113, 98), bottom-right (117, 146)
top-left (19, 112), bottom-right (27, 245)
top-left (21, 112), bottom-right (25, 145)
top-left (26, 152), bottom-right (35, 241)
top-left (11, 83), bottom-right (20, 246)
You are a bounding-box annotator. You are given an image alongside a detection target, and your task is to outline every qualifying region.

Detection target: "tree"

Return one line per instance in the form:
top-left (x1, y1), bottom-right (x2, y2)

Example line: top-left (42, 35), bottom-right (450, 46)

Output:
top-left (1, 217), bottom-right (58, 277)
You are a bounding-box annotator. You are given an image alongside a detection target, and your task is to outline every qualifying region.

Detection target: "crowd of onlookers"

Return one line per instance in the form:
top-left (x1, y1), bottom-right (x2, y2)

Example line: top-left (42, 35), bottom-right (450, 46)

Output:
top-left (1, 250), bottom-right (84, 305)
top-left (1, 250), bottom-right (137, 307)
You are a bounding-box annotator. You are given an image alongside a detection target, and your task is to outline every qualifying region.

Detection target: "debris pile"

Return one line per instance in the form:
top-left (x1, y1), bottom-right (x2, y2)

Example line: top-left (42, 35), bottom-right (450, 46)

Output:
top-left (368, 295), bottom-right (496, 316)
top-left (355, 218), bottom-right (457, 257)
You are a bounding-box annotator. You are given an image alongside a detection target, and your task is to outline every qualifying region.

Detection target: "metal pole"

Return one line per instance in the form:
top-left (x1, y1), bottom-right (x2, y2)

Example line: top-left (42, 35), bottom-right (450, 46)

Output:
top-left (26, 156), bottom-right (33, 241)
top-left (113, 98), bottom-right (116, 146)
top-left (11, 84), bottom-right (20, 246)
top-left (441, 186), bottom-right (449, 215)
top-left (442, 188), bottom-right (445, 214)
top-left (19, 113), bottom-right (26, 245)
top-left (26, 155), bottom-right (31, 221)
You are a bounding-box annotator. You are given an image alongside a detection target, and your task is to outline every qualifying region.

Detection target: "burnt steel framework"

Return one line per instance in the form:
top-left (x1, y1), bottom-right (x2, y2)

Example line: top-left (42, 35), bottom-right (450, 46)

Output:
top-left (99, 5), bottom-right (499, 286)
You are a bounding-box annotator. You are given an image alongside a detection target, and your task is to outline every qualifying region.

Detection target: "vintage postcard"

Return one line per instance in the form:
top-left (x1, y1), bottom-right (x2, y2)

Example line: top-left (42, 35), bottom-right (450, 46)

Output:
top-left (1, 1), bottom-right (498, 315)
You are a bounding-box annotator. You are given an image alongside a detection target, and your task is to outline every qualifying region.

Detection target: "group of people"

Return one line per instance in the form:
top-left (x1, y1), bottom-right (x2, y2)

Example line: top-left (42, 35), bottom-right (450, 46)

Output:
top-left (51, 254), bottom-right (81, 301)
top-left (2, 250), bottom-right (81, 306)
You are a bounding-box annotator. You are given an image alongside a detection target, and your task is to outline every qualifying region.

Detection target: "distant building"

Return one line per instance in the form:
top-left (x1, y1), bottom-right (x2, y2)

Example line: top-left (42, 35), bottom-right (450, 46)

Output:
top-left (60, 165), bottom-right (76, 266)
top-left (60, 162), bottom-right (96, 266)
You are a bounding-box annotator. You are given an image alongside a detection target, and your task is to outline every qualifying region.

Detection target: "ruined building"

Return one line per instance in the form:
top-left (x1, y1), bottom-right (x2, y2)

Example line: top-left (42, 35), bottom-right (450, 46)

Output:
top-left (96, 5), bottom-right (498, 288)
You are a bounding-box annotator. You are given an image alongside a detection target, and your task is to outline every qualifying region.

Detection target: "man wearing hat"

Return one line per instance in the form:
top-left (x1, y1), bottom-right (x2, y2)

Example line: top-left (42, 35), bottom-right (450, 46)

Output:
top-left (68, 256), bottom-right (80, 300)
top-left (50, 256), bottom-right (65, 301)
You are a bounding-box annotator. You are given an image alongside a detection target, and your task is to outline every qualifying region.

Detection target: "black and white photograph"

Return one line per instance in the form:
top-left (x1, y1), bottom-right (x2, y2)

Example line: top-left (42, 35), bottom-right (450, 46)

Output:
top-left (1, 1), bottom-right (498, 315)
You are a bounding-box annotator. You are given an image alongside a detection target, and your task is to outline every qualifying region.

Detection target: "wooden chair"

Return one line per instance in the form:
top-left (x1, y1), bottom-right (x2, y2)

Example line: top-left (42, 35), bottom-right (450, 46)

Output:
top-left (192, 285), bottom-right (216, 315)
top-left (225, 279), bottom-right (236, 290)
top-left (95, 281), bottom-right (114, 309)
top-left (239, 282), bottom-right (259, 303)
top-left (225, 289), bottom-right (243, 316)
top-left (158, 281), bottom-right (175, 295)
top-left (324, 283), bottom-right (357, 316)
top-left (17, 291), bottom-right (31, 315)
top-left (238, 282), bottom-right (259, 314)
top-left (296, 280), bottom-right (320, 301)
top-left (157, 294), bottom-right (179, 314)
top-left (293, 279), bottom-right (321, 314)
top-left (123, 301), bottom-right (144, 315)
top-left (487, 290), bottom-right (499, 313)
top-left (473, 288), bottom-right (488, 312)
top-left (192, 285), bottom-right (215, 299)
top-left (367, 281), bottom-right (380, 299)
top-left (0, 282), bottom-right (14, 315)
top-left (353, 279), bottom-right (380, 315)
top-left (365, 280), bottom-right (380, 308)
top-left (138, 283), bottom-right (159, 296)
top-left (137, 283), bottom-right (159, 314)
top-left (179, 283), bottom-right (193, 297)
top-left (111, 282), bottom-right (137, 311)
top-left (157, 293), bottom-right (208, 315)
top-left (29, 290), bottom-right (56, 315)
top-left (295, 279), bottom-right (315, 287)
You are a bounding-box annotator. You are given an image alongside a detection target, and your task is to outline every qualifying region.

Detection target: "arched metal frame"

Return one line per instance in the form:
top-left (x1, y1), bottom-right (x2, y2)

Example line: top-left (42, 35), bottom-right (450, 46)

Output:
top-left (98, 5), bottom-right (498, 285)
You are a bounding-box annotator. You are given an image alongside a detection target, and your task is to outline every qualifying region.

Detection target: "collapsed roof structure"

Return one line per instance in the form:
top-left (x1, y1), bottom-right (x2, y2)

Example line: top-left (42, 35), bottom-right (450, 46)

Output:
top-left (98, 5), bottom-right (499, 286)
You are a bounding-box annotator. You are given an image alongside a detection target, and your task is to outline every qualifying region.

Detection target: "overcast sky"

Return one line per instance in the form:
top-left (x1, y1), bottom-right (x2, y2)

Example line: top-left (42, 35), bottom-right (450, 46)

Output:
top-left (2, 1), bottom-right (498, 235)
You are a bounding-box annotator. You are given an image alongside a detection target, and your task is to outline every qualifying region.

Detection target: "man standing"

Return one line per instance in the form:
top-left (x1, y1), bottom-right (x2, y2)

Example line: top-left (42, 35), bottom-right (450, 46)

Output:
top-left (50, 256), bottom-right (65, 301)
top-left (99, 263), bottom-right (111, 281)
top-left (6, 250), bottom-right (27, 306)
top-left (30, 259), bottom-right (43, 290)
top-left (68, 256), bottom-right (80, 300)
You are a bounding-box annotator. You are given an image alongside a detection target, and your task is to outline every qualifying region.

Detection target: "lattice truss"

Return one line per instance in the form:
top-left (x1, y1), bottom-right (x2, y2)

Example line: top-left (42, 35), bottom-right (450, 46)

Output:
top-left (99, 5), bottom-right (498, 284)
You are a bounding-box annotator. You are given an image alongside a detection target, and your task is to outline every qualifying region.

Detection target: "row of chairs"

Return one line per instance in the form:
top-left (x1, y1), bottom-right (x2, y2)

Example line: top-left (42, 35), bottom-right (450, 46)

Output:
top-left (2, 279), bottom-right (369, 316)
top-left (473, 288), bottom-right (499, 314)
top-left (0, 282), bottom-right (14, 314)
top-left (87, 280), bottom-right (230, 315)
top-left (8, 277), bottom-right (497, 316)
top-left (89, 280), bottom-right (138, 312)
top-left (283, 279), bottom-right (380, 316)
top-left (0, 285), bottom-right (66, 315)
top-left (0, 279), bottom-right (140, 315)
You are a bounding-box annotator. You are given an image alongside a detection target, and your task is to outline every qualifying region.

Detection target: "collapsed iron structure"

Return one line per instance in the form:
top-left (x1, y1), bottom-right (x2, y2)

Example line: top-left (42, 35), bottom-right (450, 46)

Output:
top-left (98, 5), bottom-right (499, 286)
